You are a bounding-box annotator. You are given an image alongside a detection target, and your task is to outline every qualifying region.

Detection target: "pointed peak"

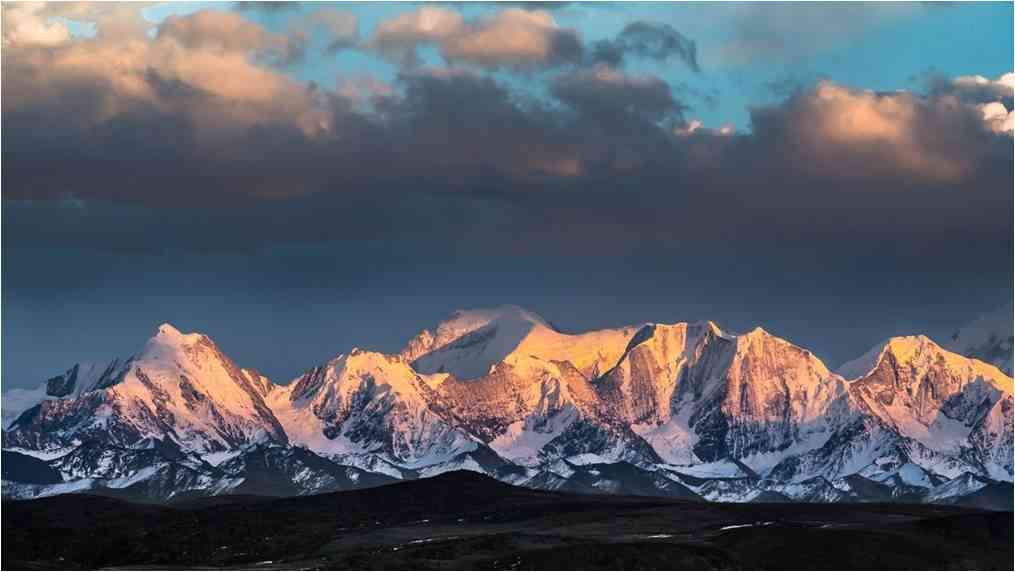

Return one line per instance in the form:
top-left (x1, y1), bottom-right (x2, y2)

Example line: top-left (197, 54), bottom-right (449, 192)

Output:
top-left (614, 320), bottom-right (732, 363)
top-left (839, 336), bottom-right (907, 380)
top-left (148, 322), bottom-right (209, 350)
top-left (881, 334), bottom-right (938, 356)
top-left (839, 334), bottom-right (1010, 383)
top-left (734, 325), bottom-right (781, 347)
top-left (856, 335), bottom-right (948, 370)
top-left (156, 323), bottom-right (183, 338)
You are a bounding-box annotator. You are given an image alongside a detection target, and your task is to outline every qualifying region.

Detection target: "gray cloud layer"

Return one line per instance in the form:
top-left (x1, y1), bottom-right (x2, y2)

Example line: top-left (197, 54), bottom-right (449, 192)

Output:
top-left (2, 6), bottom-right (1011, 264)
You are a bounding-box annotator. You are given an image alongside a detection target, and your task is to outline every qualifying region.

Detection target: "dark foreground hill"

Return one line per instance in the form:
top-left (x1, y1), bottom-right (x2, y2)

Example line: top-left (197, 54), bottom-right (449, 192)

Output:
top-left (3, 471), bottom-right (1012, 570)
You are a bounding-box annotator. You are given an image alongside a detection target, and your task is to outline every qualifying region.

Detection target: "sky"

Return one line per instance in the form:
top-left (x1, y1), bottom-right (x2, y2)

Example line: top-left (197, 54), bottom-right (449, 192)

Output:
top-left (2, 1), bottom-right (1013, 388)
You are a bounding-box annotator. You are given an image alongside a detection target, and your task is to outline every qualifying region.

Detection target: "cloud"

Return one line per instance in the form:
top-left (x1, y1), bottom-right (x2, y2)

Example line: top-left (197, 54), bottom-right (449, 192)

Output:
top-left (368, 6), bottom-right (465, 67)
top-left (591, 21), bottom-right (699, 72)
top-left (158, 9), bottom-right (304, 65)
top-left (2, 1), bottom-right (154, 47)
top-left (925, 73), bottom-right (1013, 135)
top-left (440, 8), bottom-right (583, 70)
top-left (551, 65), bottom-right (680, 121)
top-left (337, 75), bottom-right (393, 108)
top-left (980, 101), bottom-right (1014, 135)
top-left (744, 81), bottom-right (1010, 183)
top-left (44, 2), bottom-right (153, 40)
top-left (1, 2), bottom-right (72, 47)
top-left (368, 7), bottom-right (581, 70)
top-left (234, 1), bottom-right (303, 12)
top-left (380, 67), bottom-right (586, 179)
top-left (2, 7), bottom-right (341, 208)
top-left (673, 119), bottom-right (734, 137)
top-left (927, 72), bottom-right (1014, 104)
top-left (494, 2), bottom-right (573, 11)
top-left (1, 6), bottom-right (1010, 264)
top-left (368, 9), bottom-right (704, 74)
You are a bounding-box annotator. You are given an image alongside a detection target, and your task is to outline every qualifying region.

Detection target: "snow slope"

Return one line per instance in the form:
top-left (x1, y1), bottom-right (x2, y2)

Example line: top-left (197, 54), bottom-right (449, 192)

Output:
top-left (4, 324), bottom-right (288, 454)
top-left (4, 307), bottom-right (1012, 502)
top-left (406, 306), bottom-right (640, 380)
top-left (268, 349), bottom-right (479, 468)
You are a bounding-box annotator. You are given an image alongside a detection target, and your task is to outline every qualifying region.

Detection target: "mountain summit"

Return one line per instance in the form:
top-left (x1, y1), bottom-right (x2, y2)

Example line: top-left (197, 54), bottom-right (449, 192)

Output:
top-left (405, 305), bottom-right (640, 380)
top-left (3, 310), bottom-right (1012, 505)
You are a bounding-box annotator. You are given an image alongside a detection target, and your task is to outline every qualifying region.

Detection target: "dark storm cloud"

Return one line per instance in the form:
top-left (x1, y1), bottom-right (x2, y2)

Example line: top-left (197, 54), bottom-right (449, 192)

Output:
top-left (550, 66), bottom-right (682, 122)
top-left (591, 21), bottom-right (699, 72)
top-left (740, 81), bottom-right (1010, 184)
top-left (2, 6), bottom-right (1012, 267)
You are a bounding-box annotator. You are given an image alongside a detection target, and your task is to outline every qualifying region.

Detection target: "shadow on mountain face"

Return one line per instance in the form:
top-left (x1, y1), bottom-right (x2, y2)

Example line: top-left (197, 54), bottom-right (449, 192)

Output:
top-left (3, 471), bottom-right (1012, 570)
top-left (0, 451), bottom-right (62, 485)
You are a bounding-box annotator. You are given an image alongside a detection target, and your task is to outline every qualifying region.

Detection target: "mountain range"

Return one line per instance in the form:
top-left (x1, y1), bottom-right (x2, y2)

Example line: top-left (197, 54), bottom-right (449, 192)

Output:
top-left (3, 305), bottom-right (1012, 508)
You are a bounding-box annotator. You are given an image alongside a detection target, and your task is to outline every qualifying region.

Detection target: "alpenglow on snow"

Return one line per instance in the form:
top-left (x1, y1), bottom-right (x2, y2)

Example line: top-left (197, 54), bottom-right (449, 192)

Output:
top-left (3, 306), bottom-right (1012, 506)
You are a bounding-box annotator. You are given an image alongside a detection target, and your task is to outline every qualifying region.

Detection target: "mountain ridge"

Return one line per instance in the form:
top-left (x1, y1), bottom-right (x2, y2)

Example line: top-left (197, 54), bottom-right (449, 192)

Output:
top-left (3, 306), bottom-right (1012, 506)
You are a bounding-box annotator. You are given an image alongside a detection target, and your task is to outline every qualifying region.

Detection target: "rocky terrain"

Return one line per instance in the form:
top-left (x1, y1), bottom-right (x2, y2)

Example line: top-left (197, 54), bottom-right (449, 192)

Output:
top-left (3, 305), bottom-right (1012, 508)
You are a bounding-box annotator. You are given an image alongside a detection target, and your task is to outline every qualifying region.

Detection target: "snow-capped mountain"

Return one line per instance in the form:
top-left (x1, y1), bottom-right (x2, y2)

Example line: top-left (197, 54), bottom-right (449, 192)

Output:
top-left (4, 324), bottom-right (287, 454)
top-left (3, 308), bottom-right (1012, 507)
top-left (765, 335), bottom-right (1012, 487)
top-left (945, 303), bottom-right (1013, 376)
top-left (407, 307), bottom-right (660, 467)
top-left (405, 305), bottom-right (638, 380)
top-left (267, 348), bottom-right (481, 472)
top-left (1, 360), bottom-right (128, 428)
top-left (598, 321), bottom-right (851, 472)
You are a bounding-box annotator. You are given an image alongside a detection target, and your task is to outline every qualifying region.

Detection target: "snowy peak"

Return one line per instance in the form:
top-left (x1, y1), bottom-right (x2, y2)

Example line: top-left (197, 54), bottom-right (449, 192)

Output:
top-left (719, 326), bottom-right (845, 433)
top-left (408, 305), bottom-right (639, 380)
top-left (297, 349), bottom-right (436, 400)
top-left (143, 322), bottom-right (215, 359)
top-left (596, 321), bottom-right (734, 423)
top-left (4, 308), bottom-right (1014, 502)
top-left (155, 322), bottom-right (185, 338)
top-left (151, 322), bottom-right (209, 347)
top-left (402, 306), bottom-right (549, 377)
top-left (1, 359), bottom-right (130, 429)
top-left (45, 360), bottom-right (129, 398)
top-left (437, 305), bottom-right (552, 337)
top-left (732, 325), bottom-right (834, 379)
top-left (402, 305), bottom-right (550, 360)
top-left (4, 323), bottom-right (288, 454)
top-left (839, 335), bottom-right (946, 381)
top-left (843, 335), bottom-right (1012, 393)
top-left (270, 348), bottom-right (474, 467)
top-left (843, 334), bottom-right (1013, 463)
